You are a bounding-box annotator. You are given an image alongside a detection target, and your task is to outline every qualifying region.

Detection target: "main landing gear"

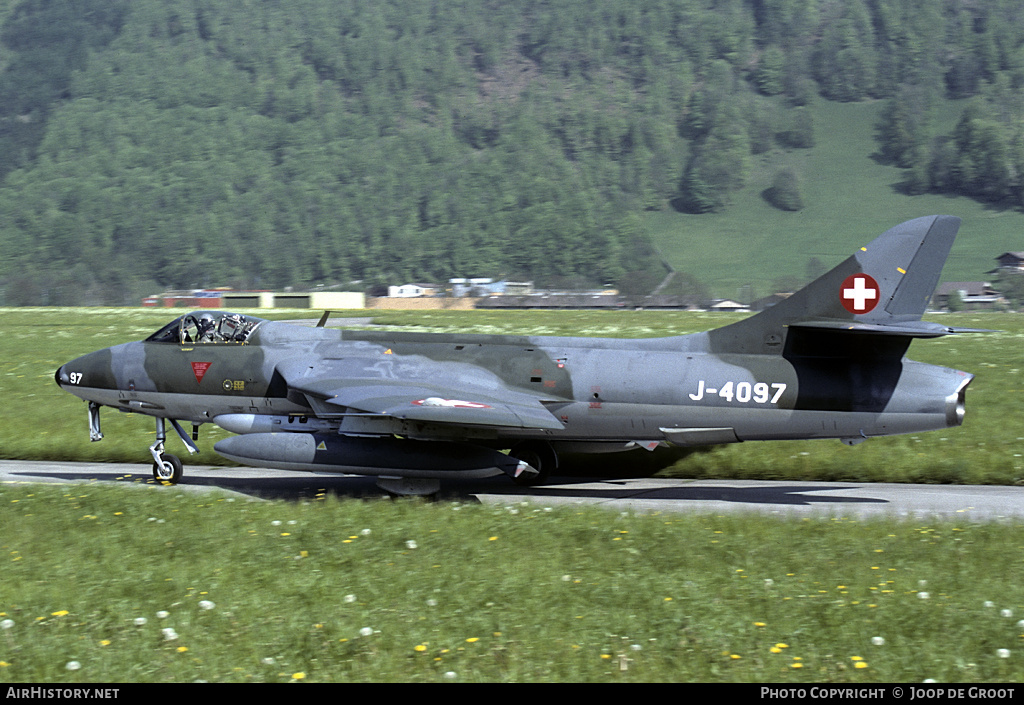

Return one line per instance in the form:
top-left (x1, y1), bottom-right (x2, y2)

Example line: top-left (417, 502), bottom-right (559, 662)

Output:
top-left (149, 416), bottom-right (199, 485)
top-left (509, 441), bottom-right (556, 486)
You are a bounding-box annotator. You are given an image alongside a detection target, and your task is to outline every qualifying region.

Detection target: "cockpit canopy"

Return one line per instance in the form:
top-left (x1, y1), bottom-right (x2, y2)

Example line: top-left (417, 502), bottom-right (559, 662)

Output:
top-left (145, 311), bottom-right (266, 345)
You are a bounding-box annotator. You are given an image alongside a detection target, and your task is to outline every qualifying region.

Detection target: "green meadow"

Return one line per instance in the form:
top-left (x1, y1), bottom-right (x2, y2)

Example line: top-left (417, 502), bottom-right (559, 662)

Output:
top-left (2, 483), bottom-right (1023, 682)
top-left (647, 99), bottom-right (1024, 300)
top-left (1, 307), bottom-right (1023, 682)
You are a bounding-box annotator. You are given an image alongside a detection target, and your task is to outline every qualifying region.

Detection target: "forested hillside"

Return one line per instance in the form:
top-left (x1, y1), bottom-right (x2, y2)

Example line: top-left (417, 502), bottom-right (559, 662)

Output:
top-left (1, 0), bottom-right (1023, 304)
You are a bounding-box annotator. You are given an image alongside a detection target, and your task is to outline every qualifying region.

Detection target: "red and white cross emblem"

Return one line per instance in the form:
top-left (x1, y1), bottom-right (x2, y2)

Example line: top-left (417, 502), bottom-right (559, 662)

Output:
top-left (840, 274), bottom-right (880, 314)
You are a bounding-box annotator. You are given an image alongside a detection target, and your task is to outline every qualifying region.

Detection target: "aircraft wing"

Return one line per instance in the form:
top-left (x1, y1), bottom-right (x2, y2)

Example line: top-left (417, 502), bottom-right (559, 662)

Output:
top-left (278, 358), bottom-right (565, 430)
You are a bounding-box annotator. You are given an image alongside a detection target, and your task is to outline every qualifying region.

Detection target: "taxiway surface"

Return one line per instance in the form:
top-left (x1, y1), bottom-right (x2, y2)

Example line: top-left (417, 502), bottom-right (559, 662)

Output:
top-left (2, 460), bottom-right (1022, 521)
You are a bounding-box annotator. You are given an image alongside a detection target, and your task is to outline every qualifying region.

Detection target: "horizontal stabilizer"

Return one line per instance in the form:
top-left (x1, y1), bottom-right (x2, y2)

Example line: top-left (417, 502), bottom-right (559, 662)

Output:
top-left (789, 319), bottom-right (994, 338)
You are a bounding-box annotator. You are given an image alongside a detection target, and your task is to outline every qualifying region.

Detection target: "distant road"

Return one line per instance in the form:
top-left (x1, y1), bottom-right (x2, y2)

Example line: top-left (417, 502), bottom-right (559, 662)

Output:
top-left (2, 460), bottom-right (1023, 521)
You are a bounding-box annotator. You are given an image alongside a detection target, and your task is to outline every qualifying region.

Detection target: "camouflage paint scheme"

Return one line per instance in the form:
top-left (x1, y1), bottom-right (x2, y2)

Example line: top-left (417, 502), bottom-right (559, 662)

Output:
top-left (55, 216), bottom-right (978, 494)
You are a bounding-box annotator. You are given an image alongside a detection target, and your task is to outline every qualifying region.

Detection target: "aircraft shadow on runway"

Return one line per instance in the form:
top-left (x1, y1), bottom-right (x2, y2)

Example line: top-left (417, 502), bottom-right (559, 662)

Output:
top-left (7, 468), bottom-right (887, 507)
top-left (517, 481), bottom-right (888, 506)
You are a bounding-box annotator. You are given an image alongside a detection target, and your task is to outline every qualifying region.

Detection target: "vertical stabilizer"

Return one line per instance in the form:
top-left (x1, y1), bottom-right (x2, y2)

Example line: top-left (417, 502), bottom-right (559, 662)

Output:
top-left (708, 216), bottom-right (961, 354)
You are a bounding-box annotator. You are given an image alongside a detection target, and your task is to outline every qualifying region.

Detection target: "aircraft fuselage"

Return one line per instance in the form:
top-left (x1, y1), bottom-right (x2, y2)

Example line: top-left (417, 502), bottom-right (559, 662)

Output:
top-left (57, 322), bottom-right (970, 448)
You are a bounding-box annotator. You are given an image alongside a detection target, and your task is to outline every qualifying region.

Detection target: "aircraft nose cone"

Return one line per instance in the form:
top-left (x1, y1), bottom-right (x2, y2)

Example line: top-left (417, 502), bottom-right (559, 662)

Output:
top-left (55, 364), bottom-right (68, 387)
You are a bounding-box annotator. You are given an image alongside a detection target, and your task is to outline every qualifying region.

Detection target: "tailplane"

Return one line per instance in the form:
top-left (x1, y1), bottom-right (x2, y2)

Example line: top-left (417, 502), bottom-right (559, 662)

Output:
top-left (708, 216), bottom-right (985, 354)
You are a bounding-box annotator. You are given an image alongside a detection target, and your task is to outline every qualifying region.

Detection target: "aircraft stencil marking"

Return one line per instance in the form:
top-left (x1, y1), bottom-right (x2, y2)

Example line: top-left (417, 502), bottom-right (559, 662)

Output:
top-left (54, 216), bottom-right (986, 495)
top-left (688, 380), bottom-right (786, 403)
top-left (190, 362), bottom-right (212, 384)
top-left (841, 274), bottom-right (880, 313)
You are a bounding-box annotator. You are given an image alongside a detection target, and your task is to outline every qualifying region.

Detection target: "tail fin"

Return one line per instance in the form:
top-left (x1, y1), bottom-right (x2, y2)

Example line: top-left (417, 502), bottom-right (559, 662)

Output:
top-left (708, 215), bottom-right (971, 354)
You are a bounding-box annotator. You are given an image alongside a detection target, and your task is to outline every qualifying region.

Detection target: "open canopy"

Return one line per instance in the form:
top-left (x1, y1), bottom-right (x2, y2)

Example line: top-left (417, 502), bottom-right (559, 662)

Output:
top-left (145, 311), bottom-right (266, 344)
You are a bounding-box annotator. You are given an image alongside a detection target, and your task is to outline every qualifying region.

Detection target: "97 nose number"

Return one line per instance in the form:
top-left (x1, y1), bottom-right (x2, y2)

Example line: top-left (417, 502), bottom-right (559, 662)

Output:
top-left (689, 380), bottom-right (786, 404)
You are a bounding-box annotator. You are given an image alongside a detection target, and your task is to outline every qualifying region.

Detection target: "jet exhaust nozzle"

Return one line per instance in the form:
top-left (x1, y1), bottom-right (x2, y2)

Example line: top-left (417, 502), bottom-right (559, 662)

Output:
top-left (946, 374), bottom-right (972, 427)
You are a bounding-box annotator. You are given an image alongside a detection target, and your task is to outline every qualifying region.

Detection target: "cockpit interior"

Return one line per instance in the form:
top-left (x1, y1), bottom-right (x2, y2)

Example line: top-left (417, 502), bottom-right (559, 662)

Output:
top-left (145, 312), bottom-right (265, 345)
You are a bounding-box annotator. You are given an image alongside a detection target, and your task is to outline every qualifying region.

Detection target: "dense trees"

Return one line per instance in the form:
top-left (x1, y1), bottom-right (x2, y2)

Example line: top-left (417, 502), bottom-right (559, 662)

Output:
top-left (872, 1), bottom-right (1024, 207)
top-left (1, 0), bottom-right (1024, 303)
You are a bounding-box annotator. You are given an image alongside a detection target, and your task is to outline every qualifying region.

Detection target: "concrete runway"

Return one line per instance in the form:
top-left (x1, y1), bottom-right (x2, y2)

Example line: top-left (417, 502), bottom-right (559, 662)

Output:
top-left (2, 459), bottom-right (1023, 521)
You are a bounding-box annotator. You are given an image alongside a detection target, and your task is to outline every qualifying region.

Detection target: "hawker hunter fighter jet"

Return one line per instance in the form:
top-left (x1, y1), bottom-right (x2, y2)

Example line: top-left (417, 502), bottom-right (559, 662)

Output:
top-left (56, 215), bottom-right (979, 495)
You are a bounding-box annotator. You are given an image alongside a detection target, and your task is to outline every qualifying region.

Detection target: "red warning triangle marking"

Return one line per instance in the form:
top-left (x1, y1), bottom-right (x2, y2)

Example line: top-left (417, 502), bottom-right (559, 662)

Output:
top-left (191, 361), bottom-right (212, 384)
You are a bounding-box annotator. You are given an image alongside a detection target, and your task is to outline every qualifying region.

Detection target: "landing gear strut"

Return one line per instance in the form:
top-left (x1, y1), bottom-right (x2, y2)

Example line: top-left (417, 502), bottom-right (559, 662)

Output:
top-left (509, 441), bottom-right (557, 486)
top-left (150, 417), bottom-right (181, 484)
top-left (149, 417), bottom-right (199, 484)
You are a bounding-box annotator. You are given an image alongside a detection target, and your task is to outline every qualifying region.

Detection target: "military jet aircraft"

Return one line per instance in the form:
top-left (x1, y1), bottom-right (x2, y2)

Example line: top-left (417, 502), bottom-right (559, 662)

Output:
top-left (55, 215), bottom-right (980, 495)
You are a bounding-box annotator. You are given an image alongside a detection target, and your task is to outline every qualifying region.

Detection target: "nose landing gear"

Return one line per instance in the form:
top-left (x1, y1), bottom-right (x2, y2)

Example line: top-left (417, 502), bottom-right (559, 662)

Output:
top-left (149, 417), bottom-right (199, 484)
top-left (152, 452), bottom-right (183, 484)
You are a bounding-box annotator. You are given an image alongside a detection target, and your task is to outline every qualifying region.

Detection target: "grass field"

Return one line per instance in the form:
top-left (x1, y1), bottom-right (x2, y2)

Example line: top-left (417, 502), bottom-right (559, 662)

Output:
top-left (1, 307), bottom-right (1023, 682)
top-left (2, 482), bottom-right (1023, 682)
top-left (647, 98), bottom-right (1024, 300)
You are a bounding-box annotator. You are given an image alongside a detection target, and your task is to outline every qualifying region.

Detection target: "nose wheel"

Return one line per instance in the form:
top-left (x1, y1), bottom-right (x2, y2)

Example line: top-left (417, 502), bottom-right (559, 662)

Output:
top-left (149, 417), bottom-right (189, 485)
top-left (152, 453), bottom-right (183, 484)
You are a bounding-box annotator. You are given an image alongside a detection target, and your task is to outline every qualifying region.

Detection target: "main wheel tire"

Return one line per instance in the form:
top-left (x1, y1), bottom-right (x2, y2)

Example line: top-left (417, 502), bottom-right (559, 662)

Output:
top-left (510, 442), bottom-right (556, 486)
top-left (152, 454), bottom-right (183, 484)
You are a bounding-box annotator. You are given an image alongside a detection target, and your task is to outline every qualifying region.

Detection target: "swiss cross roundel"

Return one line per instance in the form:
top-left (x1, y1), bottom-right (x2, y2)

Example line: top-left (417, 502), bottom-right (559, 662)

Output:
top-left (840, 273), bottom-right (880, 314)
